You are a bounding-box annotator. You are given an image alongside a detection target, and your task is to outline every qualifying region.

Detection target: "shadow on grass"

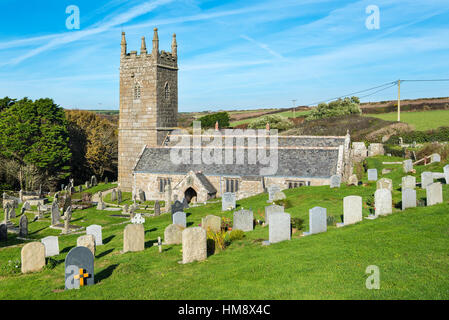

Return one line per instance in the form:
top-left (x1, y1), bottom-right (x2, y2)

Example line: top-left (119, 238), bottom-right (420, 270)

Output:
top-left (61, 245), bottom-right (76, 254)
top-left (96, 248), bottom-right (114, 259)
top-left (29, 226), bottom-right (49, 235)
top-left (103, 235), bottom-right (115, 245)
top-left (145, 228), bottom-right (157, 234)
top-left (145, 239), bottom-right (158, 248)
top-left (95, 264), bottom-right (119, 283)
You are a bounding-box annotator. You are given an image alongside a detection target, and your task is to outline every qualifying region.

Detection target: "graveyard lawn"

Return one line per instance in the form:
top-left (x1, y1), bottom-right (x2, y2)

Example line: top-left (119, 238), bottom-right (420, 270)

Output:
top-left (0, 156), bottom-right (449, 299)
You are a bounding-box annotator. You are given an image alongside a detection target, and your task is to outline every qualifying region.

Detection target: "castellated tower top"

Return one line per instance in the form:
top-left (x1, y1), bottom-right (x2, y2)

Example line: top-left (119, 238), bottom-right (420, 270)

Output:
top-left (120, 28), bottom-right (178, 69)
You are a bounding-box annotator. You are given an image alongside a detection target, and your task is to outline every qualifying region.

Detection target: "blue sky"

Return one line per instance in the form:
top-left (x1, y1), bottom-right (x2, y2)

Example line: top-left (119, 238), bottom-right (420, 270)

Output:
top-left (0, 0), bottom-right (448, 112)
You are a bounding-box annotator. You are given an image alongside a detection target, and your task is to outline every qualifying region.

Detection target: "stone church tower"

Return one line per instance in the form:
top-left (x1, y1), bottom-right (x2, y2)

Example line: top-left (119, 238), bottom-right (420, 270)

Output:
top-left (118, 28), bottom-right (178, 191)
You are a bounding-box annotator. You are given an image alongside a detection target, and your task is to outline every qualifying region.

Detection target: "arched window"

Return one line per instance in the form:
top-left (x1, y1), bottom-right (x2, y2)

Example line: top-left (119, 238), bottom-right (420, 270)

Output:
top-left (164, 82), bottom-right (170, 99)
top-left (134, 83), bottom-right (141, 100)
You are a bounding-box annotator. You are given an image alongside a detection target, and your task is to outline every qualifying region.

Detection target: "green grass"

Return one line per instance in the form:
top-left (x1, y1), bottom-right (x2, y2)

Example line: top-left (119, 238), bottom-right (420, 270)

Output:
top-left (71, 183), bottom-right (117, 199)
top-left (103, 192), bottom-right (164, 207)
top-left (366, 109), bottom-right (449, 131)
top-left (231, 110), bottom-right (310, 127)
top-left (0, 157), bottom-right (448, 299)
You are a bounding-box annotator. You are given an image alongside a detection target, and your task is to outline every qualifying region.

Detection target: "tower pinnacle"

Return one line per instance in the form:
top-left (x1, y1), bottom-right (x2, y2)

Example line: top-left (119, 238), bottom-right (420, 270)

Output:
top-left (121, 32), bottom-right (127, 56)
top-left (152, 28), bottom-right (159, 55)
top-left (172, 33), bottom-right (177, 58)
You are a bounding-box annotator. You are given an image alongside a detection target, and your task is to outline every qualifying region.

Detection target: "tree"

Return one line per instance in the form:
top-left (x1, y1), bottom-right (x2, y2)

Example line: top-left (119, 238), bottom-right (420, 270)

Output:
top-left (306, 96), bottom-right (361, 120)
top-left (197, 112), bottom-right (230, 129)
top-left (0, 98), bottom-right (71, 190)
top-left (0, 96), bottom-right (16, 112)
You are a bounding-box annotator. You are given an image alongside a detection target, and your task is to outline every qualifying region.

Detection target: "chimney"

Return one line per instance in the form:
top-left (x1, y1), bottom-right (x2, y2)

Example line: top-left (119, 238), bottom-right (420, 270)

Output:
top-left (215, 121), bottom-right (219, 131)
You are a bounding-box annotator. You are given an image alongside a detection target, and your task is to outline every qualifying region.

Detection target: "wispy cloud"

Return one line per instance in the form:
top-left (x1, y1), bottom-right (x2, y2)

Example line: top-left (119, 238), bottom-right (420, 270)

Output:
top-left (240, 34), bottom-right (284, 59)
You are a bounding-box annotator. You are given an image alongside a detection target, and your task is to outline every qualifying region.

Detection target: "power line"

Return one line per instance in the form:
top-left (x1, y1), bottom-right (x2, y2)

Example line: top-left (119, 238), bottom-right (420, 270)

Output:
top-left (358, 83), bottom-right (397, 99)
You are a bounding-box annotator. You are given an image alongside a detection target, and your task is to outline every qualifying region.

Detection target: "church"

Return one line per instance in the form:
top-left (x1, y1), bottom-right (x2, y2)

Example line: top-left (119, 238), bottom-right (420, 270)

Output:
top-left (118, 28), bottom-right (353, 203)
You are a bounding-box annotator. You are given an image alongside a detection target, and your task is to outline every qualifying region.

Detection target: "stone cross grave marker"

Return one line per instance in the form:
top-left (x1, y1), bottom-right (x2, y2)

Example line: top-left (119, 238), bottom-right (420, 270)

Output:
top-left (182, 227), bottom-right (207, 264)
top-left (402, 188), bottom-right (416, 210)
top-left (426, 182), bottom-right (443, 206)
top-left (131, 213), bottom-right (145, 224)
top-left (268, 212), bottom-right (291, 244)
top-left (86, 225), bottom-right (103, 246)
top-left (367, 169), bottom-right (378, 181)
top-left (330, 175), bottom-right (341, 188)
top-left (41, 236), bottom-right (59, 257)
top-left (233, 209), bottom-right (254, 232)
top-left (65, 246), bottom-right (94, 290)
top-left (172, 211), bottom-right (187, 228)
top-left (222, 192), bottom-right (236, 211)
top-left (374, 188), bottom-right (392, 216)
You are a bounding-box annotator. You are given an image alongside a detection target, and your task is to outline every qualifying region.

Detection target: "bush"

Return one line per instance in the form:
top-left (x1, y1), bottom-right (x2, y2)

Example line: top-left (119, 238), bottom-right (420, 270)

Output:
top-left (291, 217), bottom-right (305, 230)
top-left (326, 216), bottom-right (336, 226)
top-left (248, 115), bottom-right (293, 131)
top-left (274, 199), bottom-right (292, 209)
top-left (197, 112), bottom-right (230, 129)
top-left (306, 97), bottom-right (361, 120)
top-left (386, 126), bottom-right (449, 144)
top-left (416, 143), bottom-right (449, 162)
top-left (206, 229), bottom-right (228, 253)
top-left (229, 229), bottom-right (245, 241)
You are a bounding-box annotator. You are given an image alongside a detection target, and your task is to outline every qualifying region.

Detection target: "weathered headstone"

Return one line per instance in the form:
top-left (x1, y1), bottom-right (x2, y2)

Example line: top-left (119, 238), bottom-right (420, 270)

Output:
top-left (104, 177), bottom-right (108, 184)
top-left (233, 209), bottom-right (254, 232)
top-left (0, 223), bottom-right (7, 242)
top-left (343, 196), bottom-right (362, 226)
top-left (86, 225), bottom-right (103, 246)
top-left (77, 234), bottom-right (96, 257)
top-left (41, 236), bottom-right (59, 257)
top-left (172, 211), bottom-right (187, 228)
top-left (65, 246), bottom-right (94, 290)
top-left (51, 201), bottom-right (60, 226)
top-left (21, 242), bottom-right (45, 273)
top-left (138, 189), bottom-right (146, 202)
top-left (123, 223), bottom-right (145, 253)
top-left (330, 175), bottom-right (341, 188)
top-left (182, 197), bottom-right (189, 209)
top-left (402, 188), bottom-right (416, 210)
top-left (201, 215), bottom-right (221, 233)
top-left (426, 182), bottom-right (443, 206)
top-left (268, 212), bottom-right (291, 244)
top-left (22, 201), bottom-right (31, 211)
top-left (374, 188), bottom-right (392, 216)
top-left (304, 207), bottom-right (327, 235)
top-left (122, 204), bottom-right (129, 215)
top-left (431, 153), bottom-right (441, 163)
top-left (171, 200), bottom-right (184, 214)
top-left (221, 192), bottom-right (236, 211)
top-left (376, 178), bottom-right (393, 191)
top-left (402, 175), bottom-right (416, 190)
top-left (90, 175), bottom-right (97, 187)
top-left (164, 224), bottom-right (184, 245)
top-left (367, 169), bottom-right (378, 181)
top-left (61, 206), bottom-right (72, 234)
top-left (182, 227), bottom-right (207, 264)
top-left (421, 172), bottom-right (434, 189)
top-left (267, 184), bottom-right (281, 203)
top-left (117, 189), bottom-right (122, 204)
top-left (110, 189), bottom-right (117, 202)
top-left (19, 214), bottom-right (28, 237)
top-left (264, 204), bottom-right (284, 225)
top-left (154, 200), bottom-right (160, 216)
top-left (347, 174), bottom-right (358, 186)
top-left (444, 165), bottom-right (449, 184)
top-left (368, 143), bottom-right (384, 157)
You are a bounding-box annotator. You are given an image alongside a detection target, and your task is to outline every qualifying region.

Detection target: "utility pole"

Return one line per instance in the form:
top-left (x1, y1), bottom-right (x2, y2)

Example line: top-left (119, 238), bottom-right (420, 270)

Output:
top-left (292, 99), bottom-right (297, 118)
top-left (397, 80), bottom-right (401, 122)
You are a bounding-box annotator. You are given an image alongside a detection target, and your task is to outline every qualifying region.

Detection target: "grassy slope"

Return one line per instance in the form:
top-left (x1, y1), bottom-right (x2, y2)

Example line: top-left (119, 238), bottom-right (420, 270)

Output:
top-left (231, 110), bottom-right (310, 127)
top-left (1, 156), bottom-right (448, 299)
top-left (366, 109), bottom-right (449, 131)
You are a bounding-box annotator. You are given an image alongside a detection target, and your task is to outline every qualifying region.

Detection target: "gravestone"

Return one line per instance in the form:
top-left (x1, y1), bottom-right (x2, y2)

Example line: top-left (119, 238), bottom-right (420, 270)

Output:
top-left (123, 223), bottom-right (145, 253)
top-left (374, 188), bottom-right (392, 216)
top-left (85, 181), bottom-right (90, 189)
top-left (65, 246), bottom-right (94, 290)
top-left (51, 201), bottom-right (60, 226)
top-left (61, 206), bottom-right (72, 234)
top-left (164, 224), bottom-right (184, 245)
top-left (96, 200), bottom-right (106, 210)
top-left (21, 242), bottom-right (45, 273)
top-left (367, 169), bottom-right (378, 181)
top-left (201, 215), bottom-right (221, 233)
top-left (376, 178), bottom-right (393, 191)
top-left (426, 182), bottom-right (443, 206)
top-left (343, 196), bottom-right (362, 226)
top-left (402, 175), bottom-right (416, 190)
top-left (172, 211), bottom-right (187, 228)
top-left (352, 142), bottom-right (368, 160)
top-left (268, 212), bottom-right (291, 244)
top-left (171, 200), bottom-right (184, 215)
top-left (182, 197), bottom-right (189, 209)
top-left (91, 175), bottom-right (97, 187)
top-left (368, 143), bottom-right (384, 157)
top-left (19, 214), bottom-right (28, 237)
top-left (0, 223), bottom-right (7, 242)
top-left (267, 185), bottom-right (281, 203)
top-left (222, 192), bottom-right (236, 211)
top-left (131, 213), bottom-right (145, 224)
top-left (122, 204), bottom-right (129, 215)
top-left (86, 225), bottom-right (103, 246)
top-left (22, 201), bottom-right (31, 211)
top-left (111, 189), bottom-right (117, 202)
top-left (117, 189), bottom-right (122, 204)
top-left (421, 172), bottom-right (434, 189)
top-left (154, 200), bottom-right (160, 216)
top-left (273, 191), bottom-right (286, 201)
top-left (182, 227), bottom-right (207, 264)
top-left (77, 234), bottom-right (96, 257)
top-left (403, 160), bottom-right (413, 173)
top-left (444, 165), bottom-right (449, 184)
top-left (138, 189), bottom-right (146, 202)
top-left (41, 236), bottom-right (59, 257)
top-left (431, 153), bottom-right (441, 163)
top-left (304, 207), bottom-right (327, 235)
top-left (264, 204), bottom-right (284, 225)
top-left (330, 175), bottom-right (341, 188)
top-left (348, 174), bottom-right (358, 186)
top-left (233, 209), bottom-right (254, 232)
top-left (402, 188), bottom-right (417, 210)
top-left (62, 195), bottom-right (71, 214)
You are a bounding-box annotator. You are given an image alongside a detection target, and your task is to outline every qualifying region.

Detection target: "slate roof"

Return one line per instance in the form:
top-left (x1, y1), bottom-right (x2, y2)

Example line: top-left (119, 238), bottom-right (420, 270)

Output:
top-left (194, 172), bottom-right (217, 193)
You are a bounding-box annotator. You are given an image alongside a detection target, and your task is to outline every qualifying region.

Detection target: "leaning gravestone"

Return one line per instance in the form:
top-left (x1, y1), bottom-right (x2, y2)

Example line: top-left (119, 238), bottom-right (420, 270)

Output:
top-left (65, 246), bottom-right (94, 290)
top-left (374, 189), bottom-right (392, 216)
top-left (426, 182), bottom-right (443, 206)
top-left (421, 172), bottom-right (434, 189)
top-left (173, 211), bottom-right (187, 228)
top-left (222, 192), bottom-right (236, 211)
top-left (21, 242), bottom-right (45, 273)
top-left (264, 204), bottom-right (284, 225)
top-left (402, 188), bottom-right (416, 210)
top-left (304, 207), bottom-right (327, 235)
top-left (402, 175), bottom-right (416, 190)
top-left (51, 201), bottom-right (60, 226)
top-left (367, 169), bottom-right (378, 181)
top-left (268, 212), bottom-right (291, 244)
top-left (233, 209), bottom-right (254, 232)
top-left (123, 223), bottom-right (145, 253)
top-left (19, 214), bottom-right (28, 237)
top-left (201, 215), bottom-right (221, 233)
top-left (77, 234), bottom-right (96, 257)
top-left (342, 196), bottom-right (362, 226)
top-left (377, 178), bottom-right (393, 191)
top-left (182, 227), bottom-right (207, 264)
top-left (0, 223), bottom-right (7, 242)
top-left (171, 200), bottom-right (184, 215)
top-left (330, 175), bottom-right (341, 188)
top-left (267, 185), bottom-right (281, 203)
top-left (86, 225), bottom-right (103, 246)
top-left (164, 224), bottom-right (184, 245)
top-left (403, 159), bottom-right (413, 173)
top-left (154, 200), bottom-right (160, 216)
top-left (41, 236), bottom-right (59, 257)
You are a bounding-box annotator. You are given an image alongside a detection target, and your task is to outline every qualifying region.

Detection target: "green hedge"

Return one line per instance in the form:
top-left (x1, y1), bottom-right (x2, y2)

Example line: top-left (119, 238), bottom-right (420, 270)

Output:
top-left (386, 126), bottom-right (449, 144)
top-left (197, 112), bottom-right (230, 129)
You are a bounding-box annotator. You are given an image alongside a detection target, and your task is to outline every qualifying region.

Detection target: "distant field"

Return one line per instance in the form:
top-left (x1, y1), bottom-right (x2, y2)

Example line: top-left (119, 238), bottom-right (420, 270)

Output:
top-left (231, 110), bottom-right (311, 126)
top-left (365, 110), bottom-right (449, 131)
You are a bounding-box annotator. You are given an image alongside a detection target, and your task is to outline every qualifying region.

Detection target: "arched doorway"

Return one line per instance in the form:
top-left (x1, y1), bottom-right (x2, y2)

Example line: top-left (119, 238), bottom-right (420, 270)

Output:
top-left (184, 187), bottom-right (197, 203)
